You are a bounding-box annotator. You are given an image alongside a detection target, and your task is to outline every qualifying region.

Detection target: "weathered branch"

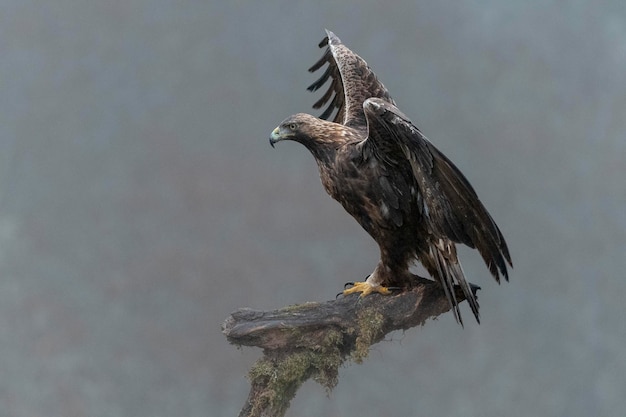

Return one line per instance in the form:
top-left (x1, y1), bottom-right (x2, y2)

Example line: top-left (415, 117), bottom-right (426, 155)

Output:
top-left (222, 276), bottom-right (477, 417)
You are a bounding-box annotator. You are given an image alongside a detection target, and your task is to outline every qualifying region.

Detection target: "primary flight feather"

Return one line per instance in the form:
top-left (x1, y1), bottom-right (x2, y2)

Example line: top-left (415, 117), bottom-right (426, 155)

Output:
top-left (269, 30), bottom-right (512, 325)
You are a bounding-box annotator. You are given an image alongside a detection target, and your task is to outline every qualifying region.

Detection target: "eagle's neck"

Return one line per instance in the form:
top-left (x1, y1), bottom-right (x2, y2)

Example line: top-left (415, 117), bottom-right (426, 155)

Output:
top-left (312, 141), bottom-right (357, 203)
top-left (303, 141), bottom-right (338, 167)
top-left (302, 123), bottom-right (360, 166)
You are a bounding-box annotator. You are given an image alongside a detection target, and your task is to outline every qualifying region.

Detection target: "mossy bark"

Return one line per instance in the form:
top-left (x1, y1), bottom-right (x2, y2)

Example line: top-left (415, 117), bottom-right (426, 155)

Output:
top-left (222, 276), bottom-right (477, 417)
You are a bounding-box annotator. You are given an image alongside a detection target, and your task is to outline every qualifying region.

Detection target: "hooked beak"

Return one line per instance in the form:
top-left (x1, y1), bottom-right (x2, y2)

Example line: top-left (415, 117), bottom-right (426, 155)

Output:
top-left (270, 125), bottom-right (296, 148)
top-left (269, 126), bottom-right (281, 148)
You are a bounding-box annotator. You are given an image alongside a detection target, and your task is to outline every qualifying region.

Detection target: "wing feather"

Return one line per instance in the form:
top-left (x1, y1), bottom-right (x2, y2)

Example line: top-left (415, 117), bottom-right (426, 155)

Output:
top-left (307, 30), bottom-right (395, 128)
top-left (363, 98), bottom-right (512, 284)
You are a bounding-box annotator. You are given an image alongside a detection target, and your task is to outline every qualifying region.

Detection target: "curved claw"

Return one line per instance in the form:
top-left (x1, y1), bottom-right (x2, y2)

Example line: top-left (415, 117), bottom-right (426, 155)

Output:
top-left (342, 281), bottom-right (392, 297)
top-left (343, 282), bottom-right (355, 289)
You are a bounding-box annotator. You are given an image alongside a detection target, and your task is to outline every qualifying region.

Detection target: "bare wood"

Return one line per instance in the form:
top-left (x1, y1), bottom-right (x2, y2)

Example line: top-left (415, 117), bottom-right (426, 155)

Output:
top-left (222, 276), bottom-right (478, 417)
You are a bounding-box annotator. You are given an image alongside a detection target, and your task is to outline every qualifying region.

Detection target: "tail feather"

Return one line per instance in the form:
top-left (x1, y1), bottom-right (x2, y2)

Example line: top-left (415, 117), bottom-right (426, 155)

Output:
top-left (430, 241), bottom-right (480, 325)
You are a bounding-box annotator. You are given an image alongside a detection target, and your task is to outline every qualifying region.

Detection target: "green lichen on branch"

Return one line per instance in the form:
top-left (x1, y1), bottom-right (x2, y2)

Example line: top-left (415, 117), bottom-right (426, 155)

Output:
top-left (246, 328), bottom-right (344, 414)
top-left (353, 308), bottom-right (385, 363)
top-left (225, 281), bottom-right (470, 417)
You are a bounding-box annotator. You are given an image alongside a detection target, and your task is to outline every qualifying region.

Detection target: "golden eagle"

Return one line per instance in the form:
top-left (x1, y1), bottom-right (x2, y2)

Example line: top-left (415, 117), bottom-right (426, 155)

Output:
top-left (269, 30), bottom-right (511, 324)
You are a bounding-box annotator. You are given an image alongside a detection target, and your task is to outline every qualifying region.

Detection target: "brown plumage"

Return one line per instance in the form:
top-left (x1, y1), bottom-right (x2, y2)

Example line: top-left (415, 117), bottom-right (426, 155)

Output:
top-left (269, 30), bottom-right (512, 325)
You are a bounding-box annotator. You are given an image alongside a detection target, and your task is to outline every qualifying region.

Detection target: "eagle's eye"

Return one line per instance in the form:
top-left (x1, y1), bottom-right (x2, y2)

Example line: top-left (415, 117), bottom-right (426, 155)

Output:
top-left (288, 123), bottom-right (298, 131)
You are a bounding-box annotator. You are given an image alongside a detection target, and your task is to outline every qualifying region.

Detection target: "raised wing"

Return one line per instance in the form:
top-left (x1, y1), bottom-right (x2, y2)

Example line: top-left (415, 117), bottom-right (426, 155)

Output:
top-left (307, 30), bottom-right (395, 129)
top-left (362, 98), bottom-right (512, 322)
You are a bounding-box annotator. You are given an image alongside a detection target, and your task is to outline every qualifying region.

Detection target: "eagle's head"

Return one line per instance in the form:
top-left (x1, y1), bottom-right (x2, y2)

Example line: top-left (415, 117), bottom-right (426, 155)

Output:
top-left (269, 113), bottom-right (356, 164)
top-left (269, 113), bottom-right (324, 148)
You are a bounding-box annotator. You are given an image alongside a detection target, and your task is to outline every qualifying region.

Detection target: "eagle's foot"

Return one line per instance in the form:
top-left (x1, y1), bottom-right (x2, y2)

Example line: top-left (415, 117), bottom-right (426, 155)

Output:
top-left (342, 281), bottom-right (392, 297)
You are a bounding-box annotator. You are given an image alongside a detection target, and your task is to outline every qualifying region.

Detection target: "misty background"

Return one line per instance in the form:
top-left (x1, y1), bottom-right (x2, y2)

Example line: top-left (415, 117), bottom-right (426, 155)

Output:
top-left (1, 1), bottom-right (625, 416)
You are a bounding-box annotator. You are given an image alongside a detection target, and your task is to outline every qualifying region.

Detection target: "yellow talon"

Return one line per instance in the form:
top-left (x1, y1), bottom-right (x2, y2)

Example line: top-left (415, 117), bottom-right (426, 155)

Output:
top-left (343, 281), bottom-right (392, 297)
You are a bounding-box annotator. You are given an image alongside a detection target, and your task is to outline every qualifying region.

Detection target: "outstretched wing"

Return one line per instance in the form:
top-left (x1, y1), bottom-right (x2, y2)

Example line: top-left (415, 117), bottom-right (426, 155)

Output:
top-left (362, 98), bottom-right (512, 323)
top-left (307, 30), bottom-right (395, 129)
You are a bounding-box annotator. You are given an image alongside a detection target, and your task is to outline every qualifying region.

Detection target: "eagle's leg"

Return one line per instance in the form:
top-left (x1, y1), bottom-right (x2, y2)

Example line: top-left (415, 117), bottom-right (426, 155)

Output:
top-left (342, 265), bottom-right (392, 297)
top-left (342, 280), bottom-right (391, 296)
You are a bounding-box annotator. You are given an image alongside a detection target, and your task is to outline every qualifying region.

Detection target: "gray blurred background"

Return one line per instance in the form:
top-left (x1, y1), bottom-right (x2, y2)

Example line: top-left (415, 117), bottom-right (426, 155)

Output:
top-left (1, 1), bottom-right (625, 416)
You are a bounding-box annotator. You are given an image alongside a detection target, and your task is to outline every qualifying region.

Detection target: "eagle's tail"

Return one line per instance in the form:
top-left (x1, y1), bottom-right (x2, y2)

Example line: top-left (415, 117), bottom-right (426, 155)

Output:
top-left (429, 241), bottom-right (480, 326)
